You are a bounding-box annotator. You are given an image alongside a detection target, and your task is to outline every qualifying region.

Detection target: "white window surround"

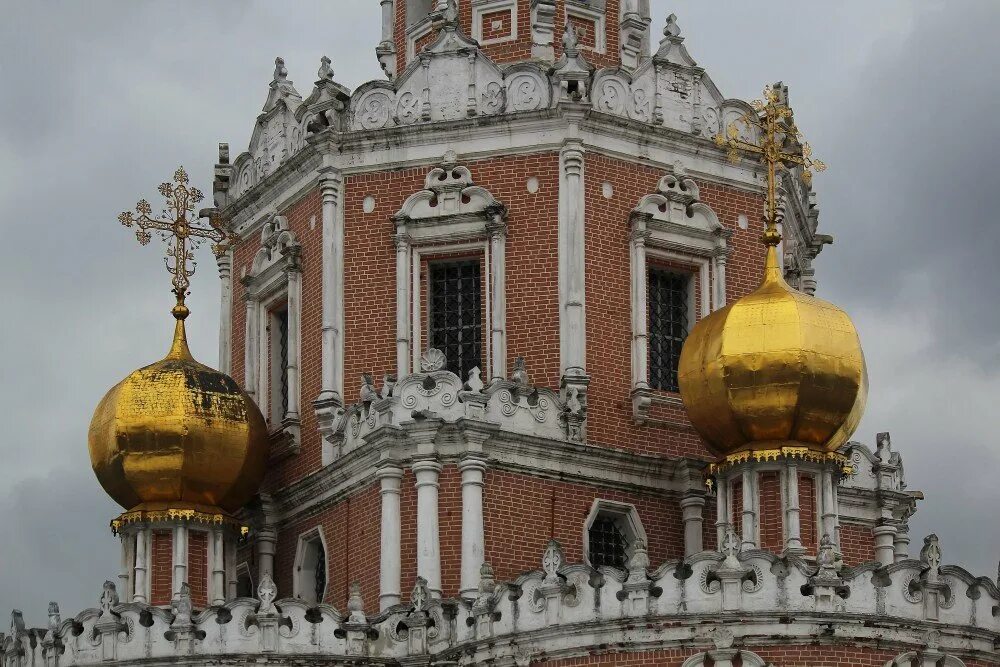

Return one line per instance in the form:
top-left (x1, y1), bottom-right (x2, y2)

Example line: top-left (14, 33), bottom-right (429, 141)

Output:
top-left (472, 0), bottom-right (518, 46)
top-left (242, 214), bottom-right (302, 461)
top-left (406, 15), bottom-right (436, 61)
top-left (582, 499), bottom-right (647, 568)
top-left (293, 527), bottom-right (328, 604)
top-left (886, 653), bottom-right (965, 667)
top-left (565, 2), bottom-right (606, 54)
top-left (630, 170), bottom-right (729, 425)
top-left (682, 649), bottom-right (767, 667)
top-left (394, 164), bottom-right (508, 383)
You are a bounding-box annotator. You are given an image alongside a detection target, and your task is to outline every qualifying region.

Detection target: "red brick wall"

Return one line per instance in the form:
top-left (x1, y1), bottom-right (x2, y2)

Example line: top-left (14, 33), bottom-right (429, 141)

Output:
top-left (840, 522), bottom-right (876, 566)
top-left (150, 530), bottom-right (173, 606)
top-left (798, 473), bottom-right (817, 555)
top-left (483, 470), bottom-right (684, 584)
top-left (187, 530), bottom-right (208, 608)
top-left (583, 153), bottom-right (766, 458)
top-left (273, 483), bottom-right (381, 611)
top-left (758, 471), bottom-right (783, 553)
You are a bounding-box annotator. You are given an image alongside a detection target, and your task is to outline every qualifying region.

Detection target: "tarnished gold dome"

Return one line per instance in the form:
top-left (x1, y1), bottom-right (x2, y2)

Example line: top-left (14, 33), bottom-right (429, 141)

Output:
top-left (678, 245), bottom-right (867, 459)
top-left (88, 307), bottom-right (269, 515)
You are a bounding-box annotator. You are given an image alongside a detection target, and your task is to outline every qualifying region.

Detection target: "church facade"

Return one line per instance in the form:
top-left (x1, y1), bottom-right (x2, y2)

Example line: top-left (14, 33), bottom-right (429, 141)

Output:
top-left (4, 2), bottom-right (999, 666)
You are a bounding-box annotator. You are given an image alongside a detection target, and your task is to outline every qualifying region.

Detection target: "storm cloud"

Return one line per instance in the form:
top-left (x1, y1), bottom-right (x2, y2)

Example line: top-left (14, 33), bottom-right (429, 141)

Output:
top-left (1, 0), bottom-right (997, 621)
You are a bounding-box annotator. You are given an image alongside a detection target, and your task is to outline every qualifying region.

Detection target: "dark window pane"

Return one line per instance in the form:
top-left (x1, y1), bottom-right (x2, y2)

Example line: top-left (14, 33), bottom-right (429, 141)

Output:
top-left (588, 516), bottom-right (628, 569)
top-left (648, 268), bottom-right (690, 392)
top-left (276, 309), bottom-right (290, 417)
top-left (428, 260), bottom-right (482, 379)
top-left (314, 542), bottom-right (326, 603)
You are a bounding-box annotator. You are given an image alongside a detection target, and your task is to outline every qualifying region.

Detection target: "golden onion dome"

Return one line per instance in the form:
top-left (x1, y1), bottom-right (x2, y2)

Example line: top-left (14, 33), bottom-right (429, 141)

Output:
top-left (678, 244), bottom-right (867, 459)
top-left (88, 306), bottom-right (269, 515)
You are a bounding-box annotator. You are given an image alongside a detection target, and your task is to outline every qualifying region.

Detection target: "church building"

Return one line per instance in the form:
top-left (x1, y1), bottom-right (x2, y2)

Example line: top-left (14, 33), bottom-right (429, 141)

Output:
top-left (4, 2), bottom-right (998, 665)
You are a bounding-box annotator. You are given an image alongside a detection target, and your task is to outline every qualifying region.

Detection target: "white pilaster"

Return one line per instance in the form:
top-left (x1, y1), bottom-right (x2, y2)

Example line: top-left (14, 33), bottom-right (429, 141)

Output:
top-left (713, 248), bottom-right (728, 310)
top-left (487, 216), bottom-right (507, 380)
top-left (784, 463), bottom-right (804, 554)
top-left (318, 171), bottom-right (344, 406)
top-left (243, 297), bottom-right (260, 401)
top-left (558, 141), bottom-right (587, 378)
top-left (395, 229), bottom-right (412, 380)
top-left (209, 528), bottom-right (226, 606)
top-left (132, 529), bottom-right (148, 604)
top-left (459, 458), bottom-right (487, 598)
top-left (741, 469), bottom-right (756, 550)
top-left (379, 0), bottom-right (394, 43)
top-left (285, 265), bottom-right (302, 422)
top-left (715, 473), bottom-right (729, 549)
top-left (820, 468), bottom-right (837, 546)
top-left (874, 524), bottom-right (897, 567)
top-left (679, 492), bottom-right (705, 557)
top-left (216, 249), bottom-right (233, 374)
top-left (413, 459), bottom-right (443, 598)
top-left (172, 524), bottom-right (189, 600)
top-left (377, 464), bottom-right (404, 610)
top-left (629, 219), bottom-right (650, 389)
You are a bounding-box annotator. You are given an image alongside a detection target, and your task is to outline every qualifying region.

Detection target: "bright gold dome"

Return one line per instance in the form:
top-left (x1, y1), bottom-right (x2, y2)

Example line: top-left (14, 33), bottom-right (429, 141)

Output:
top-left (88, 311), bottom-right (269, 515)
top-left (678, 245), bottom-right (867, 459)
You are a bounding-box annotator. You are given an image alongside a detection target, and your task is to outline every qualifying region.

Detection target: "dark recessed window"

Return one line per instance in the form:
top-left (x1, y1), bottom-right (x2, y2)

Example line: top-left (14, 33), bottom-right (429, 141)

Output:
top-left (313, 543), bottom-right (327, 604)
top-left (276, 308), bottom-right (290, 417)
top-left (588, 515), bottom-right (628, 569)
top-left (429, 260), bottom-right (482, 379)
top-left (648, 268), bottom-right (690, 392)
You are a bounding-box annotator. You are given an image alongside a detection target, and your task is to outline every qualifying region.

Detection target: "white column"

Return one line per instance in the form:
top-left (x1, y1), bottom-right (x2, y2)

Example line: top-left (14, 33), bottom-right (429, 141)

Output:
top-left (395, 228), bottom-right (412, 380)
top-left (459, 458), bottom-right (487, 598)
top-left (873, 524), bottom-right (897, 567)
top-left (243, 296), bottom-right (259, 400)
top-left (318, 171), bottom-right (344, 405)
top-left (119, 532), bottom-right (132, 599)
top-left (820, 468), bottom-right (837, 544)
top-left (209, 528), bottom-right (226, 606)
top-left (413, 459), bottom-right (443, 598)
top-left (379, 0), bottom-right (394, 44)
top-left (713, 247), bottom-right (728, 310)
top-left (680, 492), bottom-right (705, 557)
top-left (377, 464), bottom-right (404, 610)
top-left (629, 219), bottom-right (650, 389)
top-left (172, 524), bottom-right (189, 599)
top-left (257, 526), bottom-right (277, 582)
top-left (558, 142), bottom-right (587, 377)
top-left (132, 529), bottom-right (148, 603)
top-left (285, 266), bottom-right (302, 422)
top-left (741, 469), bottom-right (756, 550)
top-left (894, 523), bottom-right (911, 562)
top-left (224, 532), bottom-right (238, 600)
top-left (715, 473), bottom-right (729, 549)
top-left (784, 463), bottom-right (804, 554)
top-left (487, 217), bottom-right (507, 380)
top-left (216, 249), bottom-right (233, 374)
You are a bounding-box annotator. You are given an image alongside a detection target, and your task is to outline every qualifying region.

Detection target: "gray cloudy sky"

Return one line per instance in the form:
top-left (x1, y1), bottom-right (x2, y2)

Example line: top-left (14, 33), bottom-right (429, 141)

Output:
top-left (2, 1), bottom-right (998, 622)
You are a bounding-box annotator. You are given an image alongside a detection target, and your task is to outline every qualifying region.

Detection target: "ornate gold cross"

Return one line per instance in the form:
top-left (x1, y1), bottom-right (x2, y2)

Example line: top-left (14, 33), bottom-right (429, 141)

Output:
top-left (715, 82), bottom-right (826, 246)
top-left (118, 167), bottom-right (234, 310)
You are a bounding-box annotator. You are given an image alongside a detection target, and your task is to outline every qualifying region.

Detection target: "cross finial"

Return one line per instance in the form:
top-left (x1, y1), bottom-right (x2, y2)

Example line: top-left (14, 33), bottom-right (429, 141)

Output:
top-left (118, 167), bottom-right (235, 319)
top-left (714, 82), bottom-right (826, 247)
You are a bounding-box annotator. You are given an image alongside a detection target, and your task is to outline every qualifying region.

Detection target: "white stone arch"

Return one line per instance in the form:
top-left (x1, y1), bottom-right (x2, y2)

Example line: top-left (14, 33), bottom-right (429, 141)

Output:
top-left (886, 654), bottom-right (965, 667)
top-left (582, 499), bottom-right (648, 568)
top-left (682, 650), bottom-right (767, 667)
top-left (293, 526), bottom-right (329, 605)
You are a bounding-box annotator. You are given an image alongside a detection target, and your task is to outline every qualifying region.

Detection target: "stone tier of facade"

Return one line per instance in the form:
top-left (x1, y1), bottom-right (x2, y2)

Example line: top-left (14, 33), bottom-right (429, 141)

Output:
top-left (4, 533), bottom-right (998, 666)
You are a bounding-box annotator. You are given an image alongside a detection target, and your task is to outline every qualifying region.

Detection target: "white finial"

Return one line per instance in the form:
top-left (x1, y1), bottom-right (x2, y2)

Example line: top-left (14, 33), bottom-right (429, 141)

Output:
top-left (317, 55), bottom-right (334, 81)
top-left (663, 13), bottom-right (681, 38)
top-left (273, 57), bottom-right (288, 82)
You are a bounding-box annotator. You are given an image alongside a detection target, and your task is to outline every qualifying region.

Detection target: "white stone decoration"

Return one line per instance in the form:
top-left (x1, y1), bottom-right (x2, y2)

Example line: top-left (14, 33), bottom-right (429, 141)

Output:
top-left (526, 176), bottom-right (539, 193)
top-left (362, 195), bottom-right (376, 213)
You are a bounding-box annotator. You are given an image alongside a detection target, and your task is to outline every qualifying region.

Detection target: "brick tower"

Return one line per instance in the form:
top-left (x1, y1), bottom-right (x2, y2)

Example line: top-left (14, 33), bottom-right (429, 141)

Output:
top-left (5, 3), bottom-right (998, 666)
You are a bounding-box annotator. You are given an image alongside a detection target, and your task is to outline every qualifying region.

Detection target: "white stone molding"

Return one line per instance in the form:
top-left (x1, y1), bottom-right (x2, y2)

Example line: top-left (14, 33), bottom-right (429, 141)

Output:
top-left (216, 248), bottom-right (234, 374)
top-left (292, 526), bottom-right (328, 604)
top-left (472, 0), bottom-right (518, 46)
top-left (558, 141), bottom-right (587, 380)
top-left (887, 652), bottom-right (966, 667)
top-left (395, 164), bottom-right (509, 380)
top-left (682, 648), bottom-right (767, 667)
top-left (629, 169), bottom-right (727, 423)
top-left (459, 457), bottom-right (488, 599)
top-left (582, 499), bottom-right (647, 567)
top-left (242, 214), bottom-right (303, 459)
top-left (377, 463), bottom-right (405, 610)
top-left (413, 459), bottom-right (444, 598)
top-left (230, 59), bottom-right (305, 200)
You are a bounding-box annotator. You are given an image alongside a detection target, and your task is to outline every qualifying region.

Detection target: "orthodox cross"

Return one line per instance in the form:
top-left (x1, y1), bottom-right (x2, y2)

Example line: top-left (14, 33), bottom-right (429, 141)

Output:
top-left (714, 82), bottom-right (826, 246)
top-left (118, 167), bottom-right (234, 311)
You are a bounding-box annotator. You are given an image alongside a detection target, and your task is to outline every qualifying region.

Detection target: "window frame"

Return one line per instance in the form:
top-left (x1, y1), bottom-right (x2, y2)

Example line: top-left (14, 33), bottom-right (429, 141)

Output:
top-left (425, 256), bottom-right (486, 380)
top-left (582, 499), bottom-right (647, 570)
top-left (646, 263), bottom-right (696, 393)
top-left (293, 527), bottom-right (329, 605)
top-left (472, 0), bottom-right (519, 46)
top-left (565, 1), bottom-right (607, 54)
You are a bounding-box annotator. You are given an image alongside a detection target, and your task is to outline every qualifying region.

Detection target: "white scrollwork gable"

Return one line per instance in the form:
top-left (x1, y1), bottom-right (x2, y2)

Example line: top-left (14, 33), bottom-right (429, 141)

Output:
top-left (503, 64), bottom-right (551, 114)
top-left (592, 68), bottom-right (655, 124)
top-left (633, 172), bottom-right (724, 248)
top-left (351, 81), bottom-right (397, 131)
top-left (397, 165), bottom-right (503, 231)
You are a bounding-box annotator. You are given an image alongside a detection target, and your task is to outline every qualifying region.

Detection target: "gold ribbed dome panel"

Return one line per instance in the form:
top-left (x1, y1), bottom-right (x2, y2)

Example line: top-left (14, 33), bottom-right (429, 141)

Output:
top-left (88, 320), bottom-right (269, 514)
top-left (678, 246), bottom-right (867, 458)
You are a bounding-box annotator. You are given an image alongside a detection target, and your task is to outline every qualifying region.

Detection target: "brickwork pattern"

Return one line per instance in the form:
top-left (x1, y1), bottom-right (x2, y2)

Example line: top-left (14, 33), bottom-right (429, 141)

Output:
top-left (150, 530), bottom-right (173, 606)
top-left (757, 471), bottom-right (783, 553)
top-left (840, 522), bottom-right (877, 566)
top-left (187, 530), bottom-right (208, 608)
top-left (482, 470), bottom-right (685, 584)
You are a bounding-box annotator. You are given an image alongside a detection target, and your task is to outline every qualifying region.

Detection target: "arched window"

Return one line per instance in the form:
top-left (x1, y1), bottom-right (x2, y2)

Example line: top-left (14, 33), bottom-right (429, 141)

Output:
top-left (294, 528), bottom-right (328, 604)
top-left (583, 500), bottom-right (647, 570)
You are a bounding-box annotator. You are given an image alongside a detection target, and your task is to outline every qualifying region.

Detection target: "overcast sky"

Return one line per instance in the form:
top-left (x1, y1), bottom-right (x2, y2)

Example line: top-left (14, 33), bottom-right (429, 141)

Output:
top-left (2, 1), bottom-right (998, 622)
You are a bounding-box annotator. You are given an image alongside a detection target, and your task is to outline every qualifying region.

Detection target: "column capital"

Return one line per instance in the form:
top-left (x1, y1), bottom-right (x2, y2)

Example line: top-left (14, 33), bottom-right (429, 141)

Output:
top-left (376, 463), bottom-right (405, 481)
top-left (412, 458), bottom-right (443, 479)
top-left (680, 490), bottom-right (707, 509)
top-left (458, 456), bottom-right (489, 474)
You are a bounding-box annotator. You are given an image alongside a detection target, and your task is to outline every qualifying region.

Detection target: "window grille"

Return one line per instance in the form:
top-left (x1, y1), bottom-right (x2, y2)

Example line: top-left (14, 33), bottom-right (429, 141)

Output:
top-left (429, 260), bottom-right (482, 379)
top-left (314, 543), bottom-right (327, 604)
top-left (276, 308), bottom-right (290, 418)
top-left (588, 515), bottom-right (628, 569)
top-left (648, 268), bottom-right (690, 392)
